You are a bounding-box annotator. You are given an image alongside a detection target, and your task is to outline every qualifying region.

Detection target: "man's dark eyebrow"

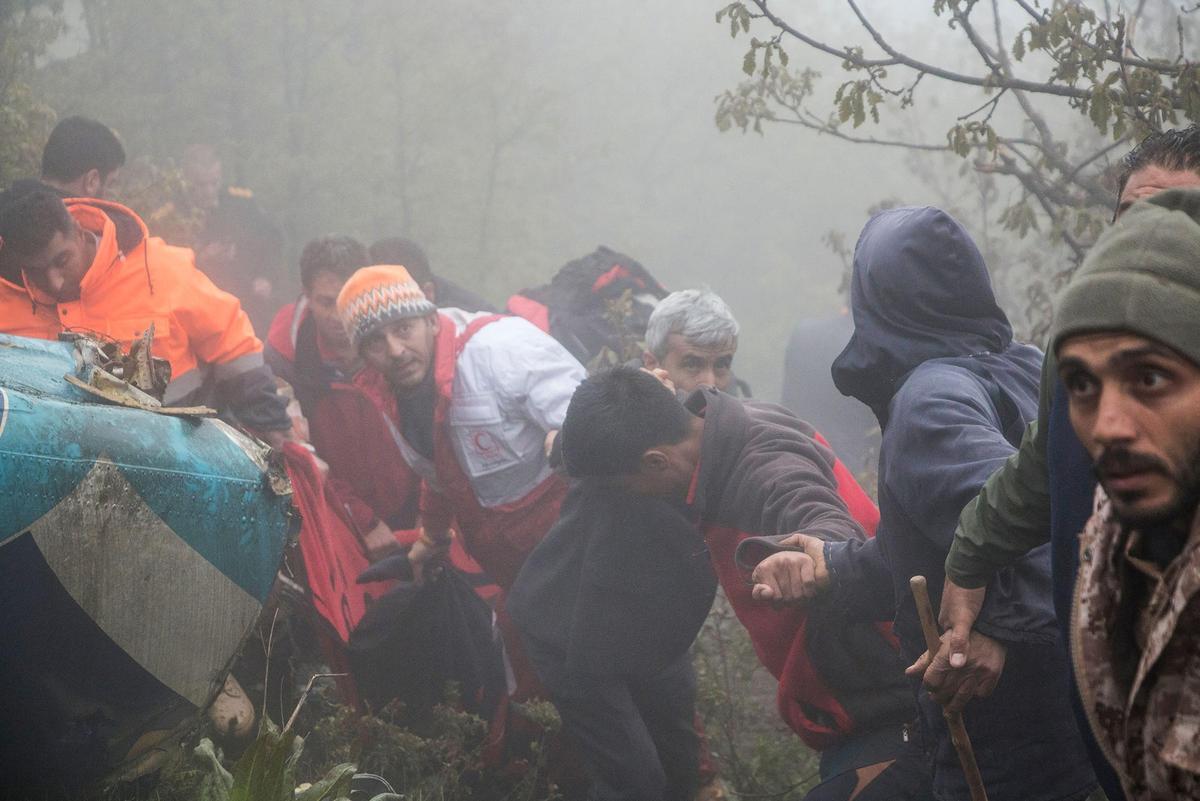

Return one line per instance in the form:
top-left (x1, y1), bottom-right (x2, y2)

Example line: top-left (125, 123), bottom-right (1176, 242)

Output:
top-left (1059, 343), bottom-right (1183, 375)
top-left (1109, 344), bottom-right (1183, 366)
top-left (1056, 355), bottom-right (1091, 375)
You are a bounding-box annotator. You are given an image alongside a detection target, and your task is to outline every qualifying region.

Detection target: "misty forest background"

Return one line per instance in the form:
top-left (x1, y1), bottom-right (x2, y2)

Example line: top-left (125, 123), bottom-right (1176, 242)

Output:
top-left (6, 1), bottom-right (1199, 395)
top-left (2, 0), bottom-right (1107, 401)
top-left (5, 1), bottom-right (1200, 797)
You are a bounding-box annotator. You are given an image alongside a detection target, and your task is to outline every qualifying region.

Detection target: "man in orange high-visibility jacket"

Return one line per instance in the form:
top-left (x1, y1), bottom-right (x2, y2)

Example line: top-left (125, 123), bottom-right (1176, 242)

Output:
top-left (0, 187), bottom-right (289, 437)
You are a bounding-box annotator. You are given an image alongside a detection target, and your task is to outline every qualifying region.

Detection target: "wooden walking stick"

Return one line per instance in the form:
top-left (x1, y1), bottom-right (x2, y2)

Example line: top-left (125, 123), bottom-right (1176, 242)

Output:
top-left (910, 575), bottom-right (990, 801)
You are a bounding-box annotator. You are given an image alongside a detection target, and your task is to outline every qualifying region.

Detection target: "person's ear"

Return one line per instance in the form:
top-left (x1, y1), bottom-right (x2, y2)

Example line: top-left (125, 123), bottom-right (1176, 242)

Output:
top-left (82, 168), bottom-right (102, 198)
top-left (642, 351), bottom-right (659, 370)
top-left (421, 281), bottom-right (437, 304)
top-left (640, 449), bottom-right (670, 474)
top-left (427, 312), bottom-right (440, 335)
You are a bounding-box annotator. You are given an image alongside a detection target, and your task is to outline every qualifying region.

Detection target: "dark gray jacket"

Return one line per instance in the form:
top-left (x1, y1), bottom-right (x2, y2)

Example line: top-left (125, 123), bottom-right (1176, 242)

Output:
top-left (509, 481), bottom-right (716, 685)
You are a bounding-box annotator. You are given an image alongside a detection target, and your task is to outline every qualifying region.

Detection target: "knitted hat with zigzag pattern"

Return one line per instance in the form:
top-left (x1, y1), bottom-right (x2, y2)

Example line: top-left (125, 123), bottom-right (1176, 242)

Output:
top-left (336, 264), bottom-right (438, 349)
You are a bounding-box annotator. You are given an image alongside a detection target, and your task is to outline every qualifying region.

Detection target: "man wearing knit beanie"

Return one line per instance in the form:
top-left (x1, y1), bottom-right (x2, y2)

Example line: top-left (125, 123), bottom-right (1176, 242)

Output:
top-left (337, 263), bottom-right (586, 698)
top-left (922, 128), bottom-right (1200, 801)
top-left (1052, 188), bottom-right (1200, 800)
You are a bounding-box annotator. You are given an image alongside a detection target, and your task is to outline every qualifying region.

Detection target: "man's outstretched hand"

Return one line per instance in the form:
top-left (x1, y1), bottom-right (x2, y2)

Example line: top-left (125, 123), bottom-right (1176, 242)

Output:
top-left (906, 578), bottom-right (1004, 712)
top-left (750, 533), bottom-right (828, 603)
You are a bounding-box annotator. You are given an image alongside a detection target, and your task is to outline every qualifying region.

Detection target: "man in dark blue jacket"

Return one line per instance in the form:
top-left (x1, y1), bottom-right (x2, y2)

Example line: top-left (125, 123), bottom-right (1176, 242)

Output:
top-left (751, 207), bottom-right (1097, 801)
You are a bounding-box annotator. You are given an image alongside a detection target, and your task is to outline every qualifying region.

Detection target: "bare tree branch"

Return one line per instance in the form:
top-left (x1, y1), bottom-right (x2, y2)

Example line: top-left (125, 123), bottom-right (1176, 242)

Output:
top-left (748, 0), bottom-right (1191, 107)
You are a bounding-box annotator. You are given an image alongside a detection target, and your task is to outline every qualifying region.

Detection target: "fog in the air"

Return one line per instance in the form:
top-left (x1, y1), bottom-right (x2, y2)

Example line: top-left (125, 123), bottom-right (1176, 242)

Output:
top-left (33, 0), bottom-right (1092, 398)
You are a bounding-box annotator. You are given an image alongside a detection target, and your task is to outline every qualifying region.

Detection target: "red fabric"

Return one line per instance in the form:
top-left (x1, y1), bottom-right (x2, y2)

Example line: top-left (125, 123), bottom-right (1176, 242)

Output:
top-left (505, 294), bottom-right (550, 333)
top-left (309, 383), bottom-right (421, 533)
top-left (356, 313), bottom-right (567, 700)
top-left (814, 431), bottom-right (880, 536)
top-left (702, 443), bottom-right (888, 751)
top-left (284, 442), bottom-right (396, 643)
top-left (590, 264), bottom-right (638, 293)
top-left (284, 440), bottom-right (494, 635)
top-left (266, 301), bottom-right (299, 362)
top-left (423, 313), bottom-right (566, 589)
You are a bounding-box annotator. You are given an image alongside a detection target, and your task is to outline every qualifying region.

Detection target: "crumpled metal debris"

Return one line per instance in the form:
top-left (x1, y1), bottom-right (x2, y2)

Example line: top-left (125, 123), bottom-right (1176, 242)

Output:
top-left (61, 326), bottom-right (215, 416)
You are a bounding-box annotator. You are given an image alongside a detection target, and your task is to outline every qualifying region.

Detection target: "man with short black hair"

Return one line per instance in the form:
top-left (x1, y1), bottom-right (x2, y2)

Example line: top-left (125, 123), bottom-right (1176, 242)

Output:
top-left (1113, 124), bottom-right (1200, 218)
top-left (39, 115), bottom-right (126, 199)
top-left (268, 235), bottom-right (372, 414)
top-left (0, 188), bottom-right (288, 439)
top-left (510, 288), bottom-right (742, 801)
top-left (265, 236), bottom-right (422, 558)
top-left (0, 116), bottom-right (124, 283)
top-left (553, 367), bottom-right (928, 801)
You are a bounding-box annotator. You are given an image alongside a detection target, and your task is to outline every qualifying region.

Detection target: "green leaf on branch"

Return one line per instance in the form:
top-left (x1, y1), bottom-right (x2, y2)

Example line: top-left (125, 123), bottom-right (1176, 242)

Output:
top-left (999, 200), bottom-right (1041, 238)
top-left (739, 41), bottom-right (758, 76)
top-left (947, 124), bottom-right (969, 157)
top-left (716, 2), bottom-right (752, 37)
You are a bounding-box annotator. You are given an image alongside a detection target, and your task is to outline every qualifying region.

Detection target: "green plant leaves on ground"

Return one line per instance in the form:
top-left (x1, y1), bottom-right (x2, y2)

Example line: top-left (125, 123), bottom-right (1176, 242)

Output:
top-left (294, 763), bottom-right (357, 801)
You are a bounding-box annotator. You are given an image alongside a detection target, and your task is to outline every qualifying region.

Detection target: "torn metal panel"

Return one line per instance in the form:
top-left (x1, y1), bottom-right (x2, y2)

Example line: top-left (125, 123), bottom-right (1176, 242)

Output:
top-left (0, 332), bottom-right (292, 792)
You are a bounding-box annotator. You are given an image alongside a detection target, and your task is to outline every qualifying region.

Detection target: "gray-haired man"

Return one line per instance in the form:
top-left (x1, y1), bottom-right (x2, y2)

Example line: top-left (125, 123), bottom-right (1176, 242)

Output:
top-left (642, 289), bottom-right (739, 394)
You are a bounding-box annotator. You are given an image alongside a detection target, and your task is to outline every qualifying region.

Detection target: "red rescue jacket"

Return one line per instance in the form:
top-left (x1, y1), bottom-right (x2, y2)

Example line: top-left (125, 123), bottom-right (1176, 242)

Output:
top-left (356, 312), bottom-right (574, 589)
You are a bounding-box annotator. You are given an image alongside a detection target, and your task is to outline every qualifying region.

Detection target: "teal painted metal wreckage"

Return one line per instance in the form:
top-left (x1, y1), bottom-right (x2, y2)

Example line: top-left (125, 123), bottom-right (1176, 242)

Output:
top-left (0, 332), bottom-right (293, 794)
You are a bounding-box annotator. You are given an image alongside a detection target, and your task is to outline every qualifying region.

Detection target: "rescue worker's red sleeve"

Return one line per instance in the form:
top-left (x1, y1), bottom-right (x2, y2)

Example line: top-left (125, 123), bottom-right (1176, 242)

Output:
top-left (263, 304), bottom-right (299, 390)
top-left (307, 386), bottom-right (420, 532)
top-left (327, 475), bottom-right (383, 536)
top-left (266, 302), bottom-right (297, 360)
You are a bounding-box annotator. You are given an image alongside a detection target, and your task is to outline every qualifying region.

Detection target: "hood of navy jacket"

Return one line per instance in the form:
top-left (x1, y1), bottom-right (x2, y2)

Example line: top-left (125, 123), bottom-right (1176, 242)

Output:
top-left (831, 206), bottom-right (1013, 419)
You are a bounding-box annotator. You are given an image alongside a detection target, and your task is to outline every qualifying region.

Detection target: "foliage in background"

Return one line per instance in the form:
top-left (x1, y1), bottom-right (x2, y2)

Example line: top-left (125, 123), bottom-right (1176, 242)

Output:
top-left (0, 1), bottom-right (61, 187)
top-left (716, 0), bottom-right (1200, 338)
top-left (693, 592), bottom-right (820, 800)
top-left (21, 0), bottom-right (563, 303)
top-left (587, 289), bottom-right (650, 372)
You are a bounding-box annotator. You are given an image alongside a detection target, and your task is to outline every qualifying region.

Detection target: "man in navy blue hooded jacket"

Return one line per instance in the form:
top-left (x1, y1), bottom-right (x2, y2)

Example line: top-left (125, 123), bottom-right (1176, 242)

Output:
top-left (749, 207), bottom-right (1097, 801)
